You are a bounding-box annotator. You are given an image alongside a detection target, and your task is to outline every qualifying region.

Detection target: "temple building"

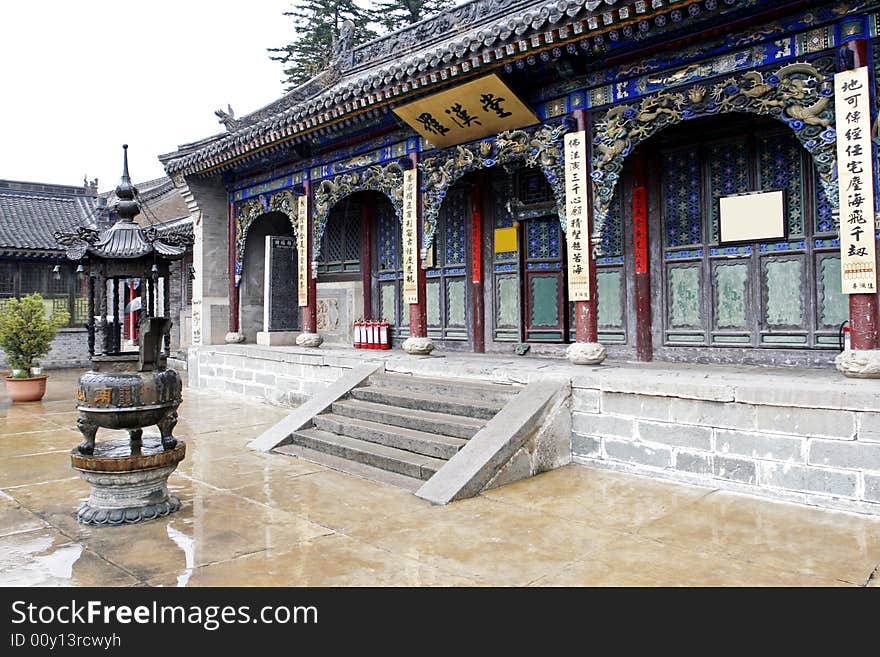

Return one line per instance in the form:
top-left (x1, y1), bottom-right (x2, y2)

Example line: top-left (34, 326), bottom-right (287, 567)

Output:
top-left (161, 0), bottom-right (880, 372)
top-left (159, 1), bottom-right (880, 513)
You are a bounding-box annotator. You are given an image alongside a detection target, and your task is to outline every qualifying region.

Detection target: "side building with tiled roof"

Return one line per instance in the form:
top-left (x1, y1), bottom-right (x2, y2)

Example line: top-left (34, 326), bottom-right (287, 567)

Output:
top-left (0, 177), bottom-right (194, 369)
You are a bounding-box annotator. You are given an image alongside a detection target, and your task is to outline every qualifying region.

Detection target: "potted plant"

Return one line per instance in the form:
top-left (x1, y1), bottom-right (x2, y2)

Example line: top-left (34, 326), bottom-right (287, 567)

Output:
top-left (0, 293), bottom-right (69, 402)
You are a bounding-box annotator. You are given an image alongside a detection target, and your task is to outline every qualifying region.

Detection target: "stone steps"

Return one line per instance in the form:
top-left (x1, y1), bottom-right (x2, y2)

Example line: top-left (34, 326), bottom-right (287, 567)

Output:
top-left (274, 371), bottom-right (517, 491)
top-left (287, 428), bottom-right (446, 481)
top-left (274, 443), bottom-right (424, 492)
top-left (368, 372), bottom-right (519, 405)
top-left (331, 398), bottom-right (485, 439)
top-left (313, 413), bottom-right (466, 459)
top-left (350, 386), bottom-right (504, 420)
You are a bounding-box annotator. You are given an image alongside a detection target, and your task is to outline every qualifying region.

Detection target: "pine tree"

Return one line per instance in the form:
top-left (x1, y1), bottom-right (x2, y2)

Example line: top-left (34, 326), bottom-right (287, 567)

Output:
top-left (268, 0), bottom-right (377, 90)
top-left (373, 0), bottom-right (456, 34)
top-left (269, 0), bottom-right (456, 90)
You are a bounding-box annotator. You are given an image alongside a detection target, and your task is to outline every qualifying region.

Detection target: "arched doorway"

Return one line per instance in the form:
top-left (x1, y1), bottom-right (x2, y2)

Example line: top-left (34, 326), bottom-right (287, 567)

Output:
top-left (239, 211), bottom-right (298, 342)
top-left (317, 190), bottom-right (400, 344)
top-left (641, 114), bottom-right (846, 363)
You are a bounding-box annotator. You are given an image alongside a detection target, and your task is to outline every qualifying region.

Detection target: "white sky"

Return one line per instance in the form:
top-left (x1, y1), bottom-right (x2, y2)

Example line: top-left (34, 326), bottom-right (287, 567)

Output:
top-left (0, 1), bottom-right (296, 191)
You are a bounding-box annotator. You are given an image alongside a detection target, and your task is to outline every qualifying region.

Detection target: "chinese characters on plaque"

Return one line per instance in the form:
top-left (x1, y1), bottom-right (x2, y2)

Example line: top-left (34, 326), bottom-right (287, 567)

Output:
top-left (393, 74), bottom-right (539, 148)
top-left (564, 130), bottom-right (590, 302)
top-left (297, 195), bottom-right (309, 307)
top-left (402, 169), bottom-right (419, 304)
top-left (834, 66), bottom-right (877, 294)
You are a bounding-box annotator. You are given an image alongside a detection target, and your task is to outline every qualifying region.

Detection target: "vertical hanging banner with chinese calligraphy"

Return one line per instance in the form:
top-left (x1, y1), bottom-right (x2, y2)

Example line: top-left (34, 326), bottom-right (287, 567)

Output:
top-left (835, 66), bottom-right (877, 294)
top-left (392, 74), bottom-right (539, 148)
top-left (296, 194), bottom-right (309, 307)
top-left (564, 130), bottom-right (590, 301)
top-left (402, 169), bottom-right (419, 304)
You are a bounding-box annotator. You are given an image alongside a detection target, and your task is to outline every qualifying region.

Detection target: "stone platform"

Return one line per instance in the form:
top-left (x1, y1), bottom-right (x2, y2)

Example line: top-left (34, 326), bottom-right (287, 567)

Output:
top-left (70, 437), bottom-right (186, 525)
top-left (3, 370), bottom-right (880, 586)
top-left (188, 343), bottom-right (880, 516)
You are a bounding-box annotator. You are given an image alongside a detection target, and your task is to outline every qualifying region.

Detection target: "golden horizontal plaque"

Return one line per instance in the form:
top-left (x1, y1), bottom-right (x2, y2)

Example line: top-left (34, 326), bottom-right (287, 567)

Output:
top-left (393, 74), bottom-right (539, 148)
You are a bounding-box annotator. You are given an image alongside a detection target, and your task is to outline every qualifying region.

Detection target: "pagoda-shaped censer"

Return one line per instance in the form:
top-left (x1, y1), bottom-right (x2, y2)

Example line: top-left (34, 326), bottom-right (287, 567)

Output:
top-left (55, 145), bottom-right (192, 525)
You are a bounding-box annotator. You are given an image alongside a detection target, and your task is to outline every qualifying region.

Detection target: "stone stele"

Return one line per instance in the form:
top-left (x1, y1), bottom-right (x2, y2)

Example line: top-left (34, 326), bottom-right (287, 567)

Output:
top-left (835, 349), bottom-right (880, 378)
top-left (70, 437), bottom-right (186, 525)
top-left (296, 332), bottom-right (324, 348)
top-left (566, 341), bottom-right (607, 365)
top-left (402, 336), bottom-right (435, 355)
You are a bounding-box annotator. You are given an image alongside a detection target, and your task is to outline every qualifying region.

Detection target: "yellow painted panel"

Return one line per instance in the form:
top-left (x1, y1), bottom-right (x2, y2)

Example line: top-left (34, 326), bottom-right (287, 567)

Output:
top-left (494, 227), bottom-right (518, 253)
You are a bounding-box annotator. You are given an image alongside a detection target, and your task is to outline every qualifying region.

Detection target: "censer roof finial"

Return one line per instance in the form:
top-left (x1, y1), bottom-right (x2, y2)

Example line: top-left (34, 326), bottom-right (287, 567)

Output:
top-left (114, 144), bottom-right (140, 223)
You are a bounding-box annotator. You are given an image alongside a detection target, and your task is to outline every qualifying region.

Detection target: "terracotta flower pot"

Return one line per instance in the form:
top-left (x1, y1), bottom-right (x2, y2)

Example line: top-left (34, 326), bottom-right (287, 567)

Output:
top-left (4, 375), bottom-right (48, 403)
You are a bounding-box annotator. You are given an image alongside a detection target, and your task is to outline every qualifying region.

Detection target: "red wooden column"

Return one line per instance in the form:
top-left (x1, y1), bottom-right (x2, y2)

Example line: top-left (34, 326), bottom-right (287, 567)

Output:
top-left (406, 152), bottom-right (430, 341)
top-left (299, 180), bottom-right (321, 345)
top-left (226, 200), bottom-right (242, 341)
top-left (471, 180), bottom-right (485, 353)
top-left (632, 152), bottom-right (652, 361)
top-left (842, 37), bottom-right (879, 352)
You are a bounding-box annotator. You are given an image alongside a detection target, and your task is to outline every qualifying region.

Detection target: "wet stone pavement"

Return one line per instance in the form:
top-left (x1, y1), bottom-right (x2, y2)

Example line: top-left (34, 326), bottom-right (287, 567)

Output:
top-left (2, 369), bottom-right (880, 587)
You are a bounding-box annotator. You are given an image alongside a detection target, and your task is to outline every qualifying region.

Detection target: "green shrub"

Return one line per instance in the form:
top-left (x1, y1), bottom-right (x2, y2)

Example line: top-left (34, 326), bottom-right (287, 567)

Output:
top-left (0, 293), bottom-right (69, 375)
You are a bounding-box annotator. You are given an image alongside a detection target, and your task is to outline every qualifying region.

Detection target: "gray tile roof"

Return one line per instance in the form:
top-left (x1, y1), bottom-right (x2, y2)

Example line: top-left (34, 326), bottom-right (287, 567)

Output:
top-left (0, 180), bottom-right (97, 254)
top-left (158, 0), bottom-right (645, 175)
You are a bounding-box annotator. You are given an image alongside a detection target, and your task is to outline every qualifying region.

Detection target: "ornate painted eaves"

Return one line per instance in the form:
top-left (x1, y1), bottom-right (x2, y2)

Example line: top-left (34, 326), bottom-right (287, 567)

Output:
top-left (312, 161), bottom-right (405, 260)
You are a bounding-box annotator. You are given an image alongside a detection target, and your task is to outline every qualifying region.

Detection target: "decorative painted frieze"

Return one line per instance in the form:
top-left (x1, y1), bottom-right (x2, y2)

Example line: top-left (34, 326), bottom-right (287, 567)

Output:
top-left (590, 56), bottom-right (838, 256)
top-left (311, 161), bottom-right (406, 260)
top-left (419, 122), bottom-right (568, 258)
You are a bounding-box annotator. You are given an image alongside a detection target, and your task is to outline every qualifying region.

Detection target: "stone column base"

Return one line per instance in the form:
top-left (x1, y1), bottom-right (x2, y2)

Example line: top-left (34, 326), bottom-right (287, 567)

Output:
top-left (70, 438), bottom-right (186, 525)
top-left (296, 332), bottom-right (324, 348)
top-left (402, 336), bottom-right (435, 355)
top-left (225, 331), bottom-right (245, 344)
top-left (835, 349), bottom-right (880, 378)
top-left (566, 341), bottom-right (607, 365)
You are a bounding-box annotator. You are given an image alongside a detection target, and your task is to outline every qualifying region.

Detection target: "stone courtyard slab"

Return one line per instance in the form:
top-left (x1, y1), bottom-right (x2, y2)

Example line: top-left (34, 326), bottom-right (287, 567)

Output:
top-left (1, 369), bottom-right (879, 587)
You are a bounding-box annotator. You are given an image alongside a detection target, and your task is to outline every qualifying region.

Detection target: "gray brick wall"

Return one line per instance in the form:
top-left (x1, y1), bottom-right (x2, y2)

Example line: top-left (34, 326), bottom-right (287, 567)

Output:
top-left (0, 327), bottom-right (89, 369)
top-left (571, 387), bottom-right (880, 515)
top-left (189, 345), bottom-right (880, 516)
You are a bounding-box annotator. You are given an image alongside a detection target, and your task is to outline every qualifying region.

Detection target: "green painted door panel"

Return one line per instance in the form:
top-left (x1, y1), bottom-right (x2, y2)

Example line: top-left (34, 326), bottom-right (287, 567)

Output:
top-left (426, 281), bottom-right (441, 327)
top-left (530, 275), bottom-right (559, 327)
top-left (446, 278), bottom-right (466, 327)
top-left (764, 259), bottom-right (804, 327)
top-left (597, 269), bottom-right (623, 329)
top-left (819, 257), bottom-right (847, 328)
top-left (668, 266), bottom-right (701, 328)
top-left (714, 262), bottom-right (748, 329)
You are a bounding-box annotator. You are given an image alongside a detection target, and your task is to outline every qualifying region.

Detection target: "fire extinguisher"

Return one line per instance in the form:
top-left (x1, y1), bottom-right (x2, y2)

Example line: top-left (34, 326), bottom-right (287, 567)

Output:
top-left (839, 320), bottom-right (851, 352)
top-left (379, 321), bottom-right (390, 350)
top-left (354, 319), bottom-right (363, 349)
top-left (368, 319), bottom-right (378, 349)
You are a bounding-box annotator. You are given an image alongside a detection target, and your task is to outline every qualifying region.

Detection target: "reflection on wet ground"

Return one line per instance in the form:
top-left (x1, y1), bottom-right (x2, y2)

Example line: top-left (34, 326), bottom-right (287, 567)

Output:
top-left (2, 369), bottom-right (880, 586)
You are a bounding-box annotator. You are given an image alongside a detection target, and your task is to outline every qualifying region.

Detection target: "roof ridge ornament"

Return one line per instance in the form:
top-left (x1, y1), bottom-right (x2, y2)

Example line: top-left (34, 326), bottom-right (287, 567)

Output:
top-left (215, 104), bottom-right (244, 132)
